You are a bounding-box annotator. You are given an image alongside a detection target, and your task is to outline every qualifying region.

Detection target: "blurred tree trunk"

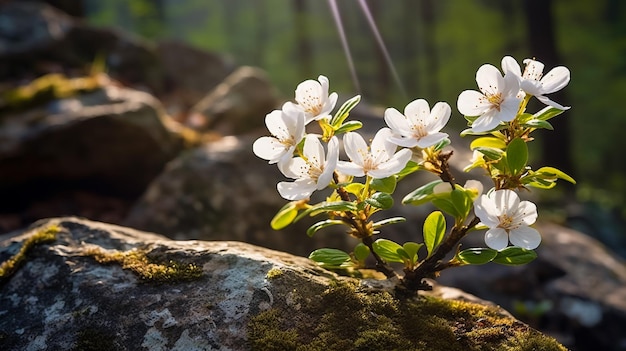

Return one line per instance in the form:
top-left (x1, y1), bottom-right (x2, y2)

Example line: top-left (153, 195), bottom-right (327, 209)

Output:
top-left (293, 0), bottom-right (313, 78)
top-left (523, 0), bottom-right (574, 178)
top-left (24, 0), bottom-right (85, 17)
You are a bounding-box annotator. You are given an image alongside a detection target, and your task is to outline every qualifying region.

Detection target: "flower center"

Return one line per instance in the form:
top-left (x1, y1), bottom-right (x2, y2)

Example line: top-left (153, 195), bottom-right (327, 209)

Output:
top-left (411, 123), bottom-right (428, 139)
top-left (306, 158), bottom-right (323, 181)
top-left (497, 213), bottom-right (520, 231)
top-left (487, 93), bottom-right (503, 110)
top-left (299, 94), bottom-right (322, 116)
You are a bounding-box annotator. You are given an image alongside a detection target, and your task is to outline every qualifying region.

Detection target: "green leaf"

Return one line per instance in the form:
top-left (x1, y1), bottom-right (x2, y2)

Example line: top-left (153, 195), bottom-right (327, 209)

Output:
top-left (474, 147), bottom-right (504, 161)
top-left (450, 189), bottom-right (471, 219)
top-left (371, 176), bottom-right (397, 194)
top-left (506, 138), bottom-right (528, 175)
top-left (522, 119), bottom-right (554, 130)
top-left (461, 128), bottom-right (489, 137)
top-left (516, 113), bottom-right (534, 124)
top-left (331, 95), bottom-right (361, 126)
top-left (492, 247), bottom-right (537, 266)
top-left (402, 180), bottom-right (443, 205)
top-left (470, 137), bottom-right (506, 150)
top-left (344, 183), bottom-right (365, 197)
top-left (432, 198), bottom-right (460, 218)
top-left (403, 242), bottom-right (423, 264)
top-left (433, 138), bottom-right (451, 152)
top-left (533, 106), bottom-right (565, 121)
top-left (353, 243), bottom-right (370, 262)
top-left (309, 248), bottom-right (352, 267)
top-left (270, 202), bottom-right (298, 230)
top-left (335, 120), bottom-right (363, 135)
top-left (397, 160), bottom-right (421, 179)
top-left (294, 201), bottom-right (357, 222)
top-left (423, 211), bottom-right (446, 257)
top-left (372, 239), bottom-right (405, 263)
top-left (372, 217), bottom-right (406, 229)
top-left (306, 219), bottom-right (346, 237)
top-left (535, 166), bottom-right (576, 184)
top-left (365, 192), bottom-right (394, 210)
top-left (456, 248), bottom-right (498, 265)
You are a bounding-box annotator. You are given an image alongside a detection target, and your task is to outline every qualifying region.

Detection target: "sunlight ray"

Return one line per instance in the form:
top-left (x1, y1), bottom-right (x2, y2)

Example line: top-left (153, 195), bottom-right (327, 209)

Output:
top-left (357, 0), bottom-right (407, 99)
top-left (327, 0), bottom-right (361, 93)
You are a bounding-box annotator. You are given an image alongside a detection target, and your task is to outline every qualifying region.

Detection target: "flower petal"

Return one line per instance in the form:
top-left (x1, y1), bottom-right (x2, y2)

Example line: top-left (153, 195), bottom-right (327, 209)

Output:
top-left (277, 179), bottom-right (317, 200)
top-left (426, 102), bottom-right (451, 131)
top-left (253, 136), bottom-right (288, 163)
top-left (336, 160), bottom-right (365, 177)
top-left (457, 90), bottom-right (491, 116)
top-left (470, 112), bottom-right (501, 132)
top-left (387, 135), bottom-right (418, 148)
top-left (474, 194), bottom-right (500, 228)
top-left (509, 226), bottom-right (541, 250)
top-left (384, 107), bottom-right (411, 136)
top-left (342, 132), bottom-right (368, 166)
top-left (415, 132), bottom-right (449, 149)
top-left (303, 135), bottom-right (325, 167)
top-left (369, 148), bottom-right (411, 178)
top-left (404, 99), bottom-right (430, 126)
top-left (535, 95), bottom-right (570, 110)
top-left (501, 56), bottom-right (522, 77)
top-left (485, 228), bottom-right (509, 251)
top-left (493, 189), bottom-right (520, 217)
top-left (371, 128), bottom-right (396, 162)
top-left (539, 66), bottom-right (570, 94)
top-left (497, 96), bottom-right (522, 122)
top-left (476, 64), bottom-right (504, 96)
top-left (317, 136), bottom-right (339, 189)
top-left (517, 200), bottom-right (538, 225)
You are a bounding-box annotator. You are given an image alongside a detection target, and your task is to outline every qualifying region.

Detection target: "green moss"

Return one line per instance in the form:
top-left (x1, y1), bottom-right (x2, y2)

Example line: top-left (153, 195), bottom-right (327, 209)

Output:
top-left (265, 268), bottom-right (284, 280)
top-left (83, 247), bottom-right (203, 283)
top-left (0, 225), bottom-right (60, 282)
top-left (247, 281), bottom-right (567, 351)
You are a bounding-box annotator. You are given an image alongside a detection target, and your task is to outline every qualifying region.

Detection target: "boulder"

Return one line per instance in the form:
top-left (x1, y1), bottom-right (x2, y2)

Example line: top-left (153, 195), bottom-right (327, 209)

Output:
top-left (189, 66), bottom-right (281, 134)
top-left (0, 83), bottom-right (186, 232)
top-left (0, 217), bottom-right (566, 350)
top-left (438, 223), bottom-right (626, 351)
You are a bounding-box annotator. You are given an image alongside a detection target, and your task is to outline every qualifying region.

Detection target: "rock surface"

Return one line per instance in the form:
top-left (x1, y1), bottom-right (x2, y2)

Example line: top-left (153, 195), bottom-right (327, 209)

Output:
top-left (0, 217), bottom-right (565, 351)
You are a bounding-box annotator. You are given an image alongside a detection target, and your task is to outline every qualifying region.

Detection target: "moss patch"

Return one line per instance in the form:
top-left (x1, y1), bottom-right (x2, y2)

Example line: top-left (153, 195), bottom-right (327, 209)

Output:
top-left (0, 225), bottom-right (60, 283)
top-left (248, 281), bottom-right (566, 351)
top-left (265, 268), bottom-right (284, 280)
top-left (82, 247), bottom-right (203, 283)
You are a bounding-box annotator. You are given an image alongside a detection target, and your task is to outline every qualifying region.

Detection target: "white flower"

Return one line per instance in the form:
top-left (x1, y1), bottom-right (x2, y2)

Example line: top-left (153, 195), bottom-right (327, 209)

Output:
top-left (501, 56), bottom-right (570, 110)
top-left (277, 135), bottom-right (339, 200)
top-left (474, 189), bottom-right (541, 251)
top-left (457, 64), bottom-right (522, 133)
top-left (384, 99), bottom-right (450, 148)
top-left (253, 105), bottom-right (305, 167)
top-left (289, 75), bottom-right (339, 124)
top-left (337, 128), bottom-right (412, 179)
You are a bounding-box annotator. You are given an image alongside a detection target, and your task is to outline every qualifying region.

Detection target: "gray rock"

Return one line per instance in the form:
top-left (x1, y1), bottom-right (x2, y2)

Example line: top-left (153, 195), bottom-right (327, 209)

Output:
top-left (189, 66), bottom-right (280, 134)
top-left (0, 217), bottom-right (566, 350)
top-left (0, 84), bottom-right (185, 229)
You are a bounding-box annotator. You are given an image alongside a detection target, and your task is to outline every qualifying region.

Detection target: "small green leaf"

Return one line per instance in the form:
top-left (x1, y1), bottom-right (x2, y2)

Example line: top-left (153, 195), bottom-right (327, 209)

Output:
top-left (470, 137), bottom-right (506, 150)
top-left (433, 138), bottom-right (451, 151)
top-left (535, 166), bottom-right (576, 184)
top-left (294, 201), bottom-right (357, 222)
top-left (365, 192), bottom-right (394, 209)
top-left (450, 189), bottom-right (471, 220)
top-left (331, 95), bottom-right (361, 126)
top-left (372, 239), bottom-right (405, 263)
top-left (492, 247), bottom-right (537, 266)
top-left (506, 138), bottom-right (528, 175)
top-left (403, 242), bottom-right (423, 264)
top-left (456, 248), bottom-right (498, 265)
top-left (372, 217), bottom-right (406, 229)
top-left (306, 219), bottom-right (346, 237)
top-left (423, 211), bottom-right (446, 257)
top-left (397, 160), bottom-right (421, 179)
top-left (371, 176), bottom-right (397, 194)
top-left (309, 248), bottom-right (352, 267)
top-left (402, 180), bottom-right (443, 205)
top-left (270, 202), bottom-right (298, 230)
top-left (344, 183), bottom-right (365, 197)
top-left (516, 113), bottom-right (534, 124)
top-left (432, 198), bottom-right (460, 218)
top-left (533, 106), bottom-right (565, 121)
top-left (474, 147), bottom-right (504, 161)
top-left (522, 119), bottom-right (554, 130)
top-left (354, 243), bottom-right (370, 262)
top-left (335, 120), bottom-right (363, 135)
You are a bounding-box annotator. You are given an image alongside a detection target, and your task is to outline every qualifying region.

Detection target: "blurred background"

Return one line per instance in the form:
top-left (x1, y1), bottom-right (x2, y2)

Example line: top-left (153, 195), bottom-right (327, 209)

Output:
top-left (1, 0), bottom-right (626, 350)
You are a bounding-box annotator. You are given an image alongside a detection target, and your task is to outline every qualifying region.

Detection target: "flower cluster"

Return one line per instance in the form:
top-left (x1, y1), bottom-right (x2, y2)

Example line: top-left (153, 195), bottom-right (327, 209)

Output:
top-left (253, 57), bottom-right (573, 292)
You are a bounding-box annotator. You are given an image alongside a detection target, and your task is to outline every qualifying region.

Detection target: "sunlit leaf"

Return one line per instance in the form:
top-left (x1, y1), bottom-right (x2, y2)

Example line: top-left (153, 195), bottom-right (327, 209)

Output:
top-left (353, 243), bottom-right (370, 262)
top-left (372, 239), bottom-right (405, 263)
top-left (522, 119), bottom-right (554, 130)
top-left (474, 147), bottom-right (504, 161)
top-left (365, 192), bottom-right (394, 209)
top-left (309, 248), bottom-right (352, 268)
top-left (450, 189), bottom-right (471, 220)
top-left (372, 217), bottom-right (406, 229)
top-left (456, 248), bottom-right (498, 265)
top-left (535, 166), bottom-right (576, 184)
top-left (397, 160), bottom-right (421, 179)
top-left (335, 120), bottom-right (363, 135)
top-left (306, 219), bottom-right (346, 237)
top-left (423, 211), bottom-right (446, 257)
top-left (506, 138), bottom-right (528, 176)
top-left (270, 202), bottom-right (298, 230)
top-left (371, 176), bottom-right (397, 194)
top-left (403, 242), bottom-right (423, 265)
top-left (533, 106), bottom-right (565, 121)
top-left (344, 183), bottom-right (364, 197)
top-left (470, 137), bottom-right (506, 150)
top-left (433, 138), bottom-right (451, 151)
top-left (331, 95), bottom-right (361, 126)
top-left (432, 198), bottom-right (460, 218)
top-left (402, 180), bottom-right (443, 205)
top-left (294, 201), bottom-right (357, 222)
top-left (492, 247), bottom-right (537, 266)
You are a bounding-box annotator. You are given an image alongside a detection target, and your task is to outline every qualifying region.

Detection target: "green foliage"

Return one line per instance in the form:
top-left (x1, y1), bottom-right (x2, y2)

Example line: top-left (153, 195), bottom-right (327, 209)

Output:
top-left (457, 248), bottom-right (498, 265)
top-left (308, 248), bottom-right (352, 269)
top-left (423, 211), bottom-right (446, 258)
